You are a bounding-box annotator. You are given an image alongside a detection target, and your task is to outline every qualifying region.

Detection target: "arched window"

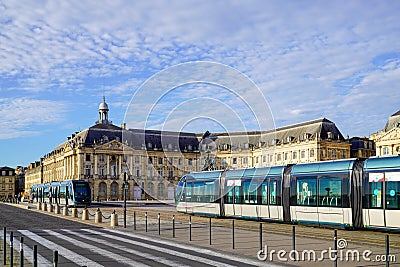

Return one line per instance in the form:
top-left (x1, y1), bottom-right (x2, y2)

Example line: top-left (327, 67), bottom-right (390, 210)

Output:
top-left (157, 183), bottom-right (164, 199)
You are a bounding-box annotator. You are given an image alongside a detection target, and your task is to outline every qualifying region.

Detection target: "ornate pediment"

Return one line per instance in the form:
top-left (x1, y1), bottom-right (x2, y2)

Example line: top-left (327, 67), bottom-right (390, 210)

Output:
top-left (375, 128), bottom-right (400, 142)
top-left (95, 140), bottom-right (133, 152)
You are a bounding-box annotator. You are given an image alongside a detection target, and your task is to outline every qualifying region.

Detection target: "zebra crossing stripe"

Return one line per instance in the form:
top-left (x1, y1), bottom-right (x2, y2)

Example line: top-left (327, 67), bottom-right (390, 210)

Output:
top-left (43, 229), bottom-right (150, 267)
top-left (83, 228), bottom-right (239, 267)
top-left (62, 229), bottom-right (191, 267)
top-left (18, 230), bottom-right (104, 267)
top-left (7, 232), bottom-right (52, 267)
top-left (103, 228), bottom-right (278, 267)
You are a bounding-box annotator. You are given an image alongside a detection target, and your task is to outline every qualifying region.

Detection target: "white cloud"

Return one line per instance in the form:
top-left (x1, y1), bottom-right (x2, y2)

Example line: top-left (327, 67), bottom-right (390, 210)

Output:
top-left (0, 98), bottom-right (66, 139)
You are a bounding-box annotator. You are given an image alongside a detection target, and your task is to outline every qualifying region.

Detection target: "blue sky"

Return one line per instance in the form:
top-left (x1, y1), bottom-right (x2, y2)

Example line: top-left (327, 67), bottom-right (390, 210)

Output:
top-left (1, 0), bottom-right (400, 168)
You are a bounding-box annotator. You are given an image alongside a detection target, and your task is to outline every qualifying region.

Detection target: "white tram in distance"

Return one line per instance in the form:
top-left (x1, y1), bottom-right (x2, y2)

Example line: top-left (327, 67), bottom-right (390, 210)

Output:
top-left (31, 180), bottom-right (91, 207)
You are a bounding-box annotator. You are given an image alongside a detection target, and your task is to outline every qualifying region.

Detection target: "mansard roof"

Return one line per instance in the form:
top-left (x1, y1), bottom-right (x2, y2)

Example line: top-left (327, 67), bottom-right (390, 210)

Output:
top-left (53, 123), bottom-right (199, 153)
top-left (384, 110), bottom-right (400, 132)
top-left (207, 118), bottom-right (345, 147)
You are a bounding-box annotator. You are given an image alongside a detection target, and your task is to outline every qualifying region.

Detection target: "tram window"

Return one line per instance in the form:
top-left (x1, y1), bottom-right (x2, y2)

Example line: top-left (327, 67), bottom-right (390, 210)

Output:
top-left (226, 187), bottom-right (234, 204)
top-left (318, 177), bottom-right (342, 207)
top-left (243, 180), bottom-right (257, 204)
top-left (185, 182), bottom-right (193, 202)
top-left (261, 181), bottom-right (268, 204)
top-left (192, 182), bottom-right (204, 202)
top-left (296, 177), bottom-right (317, 206)
top-left (270, 180), bottom-right (281, 205)
top-left (204, 182), bottom-right (216, 203)
top-left (386, 181), bottom-right (399, 209)
top-left (234, 186), bottom-right (241, 204)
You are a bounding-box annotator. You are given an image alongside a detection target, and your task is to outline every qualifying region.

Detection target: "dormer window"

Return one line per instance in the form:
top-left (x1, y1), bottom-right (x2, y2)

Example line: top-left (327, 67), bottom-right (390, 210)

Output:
top-left (304, 133), bottom-right (312, 140)
top-left (287, 136), bottom-right (295, 142)
top-left (147, 143), bottom-right (153, 149)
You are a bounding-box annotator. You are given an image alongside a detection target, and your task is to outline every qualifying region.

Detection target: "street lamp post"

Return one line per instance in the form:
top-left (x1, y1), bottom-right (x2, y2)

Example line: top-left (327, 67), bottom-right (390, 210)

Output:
top-left (123, 172), bottom-right (127, 228)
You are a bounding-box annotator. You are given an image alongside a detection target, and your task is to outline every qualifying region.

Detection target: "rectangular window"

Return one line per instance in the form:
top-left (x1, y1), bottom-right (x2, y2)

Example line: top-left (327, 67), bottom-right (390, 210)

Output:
top-left (270, 180), bottom-right (281, 205)
top-left (188, 159), bottom-right (193, 166)
top-left (385, 172), bottom-right (400, 209)
top-left (284, 153), bottom-right (289, 161)
top-left (293, 152), bottom-right (298, 159)
top-left (185, 182), bottom-right (193, 202)
top-left (261, 181), bottom-right (268, 204)
top-left (226, 187), bottom-right (234, 204)
top-left (310, 149), bottom-right (315, 158)
top-left (204, 181), bottom-right (216, 203)
top-left (243, 180), bottom-right (257, 204)
top-left (148, 157), bottom-right (153, 164)
top-left (86, 154), bottom-right (91, 161)
top-left (232, 158), bottom-right (237, 164)
top-left (263, 155), bottom-right (266, 163)
top-left (135, 156), bottom-right (140, 163)
top-left (301, 150), bottom-right (306, 158)
top-left (296, 177), bottom-right (317, 206)
top-left (168, 168), bottom-right (174, 178)
top-left (277, 153), bottom-right (282, 161)
top-left (318, 177), bottom-right (342, 207)
top-left (243, 157), bottom-right (248, 165)
top-left (158, 157), bottom-right (163, 164)
top-left (99, 155), bottom-right (105, 162)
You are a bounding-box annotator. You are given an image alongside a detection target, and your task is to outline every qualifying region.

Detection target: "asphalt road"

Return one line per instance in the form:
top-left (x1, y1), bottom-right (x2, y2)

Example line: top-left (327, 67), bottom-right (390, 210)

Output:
top-left (0, 204), bottom-right (279, 267)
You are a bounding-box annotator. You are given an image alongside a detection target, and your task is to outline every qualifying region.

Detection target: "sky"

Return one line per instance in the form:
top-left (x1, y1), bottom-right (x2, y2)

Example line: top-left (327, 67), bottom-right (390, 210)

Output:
top-left (1, 0), bottom-right (400, 168)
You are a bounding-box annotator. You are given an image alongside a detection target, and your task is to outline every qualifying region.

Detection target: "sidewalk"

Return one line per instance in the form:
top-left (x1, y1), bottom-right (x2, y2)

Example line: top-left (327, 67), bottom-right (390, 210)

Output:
top-left (9, 202), bottom-right (400, 267)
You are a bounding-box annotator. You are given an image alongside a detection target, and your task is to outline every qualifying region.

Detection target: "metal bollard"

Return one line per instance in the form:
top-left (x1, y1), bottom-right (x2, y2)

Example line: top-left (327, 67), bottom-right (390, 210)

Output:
top-left (134, 211), bottom-right (136, 230)
top-left (43, 202), bottom-right (47, 212)
top-left (292, 225), bottom-right (296, 251)
top-left (33, 245), bottom-right (37, 267)
top-left (111, 211), bottom-right (118, 227)
top-left (48, 203), bottom-right (53, 213)
top-left (10, 231), bottom-right (13, 267)
top-left (259, 223), bottom-right (262, 251)
top-left (158, 213), bottom-right (161, 235)
top-left (172, 215), bottom-right (175, 238)
top-left (232, 220), bottom-right (235, 250)
top-left (189, 216), bottom-right (192, 241)
top-left (145, 212), bottom-right (148, 232)
top-left (95, 208), bottom-right (102, 223)
top-left (386, 234), bottom-right (390, 267)
top-left (3, 227), bottom-right (6, 265)
top-left (334, 229), bottom-right (337, 267)
top-left (209, 217), bottom-right (212, 245)
top-left (20, 236), bottom-right (24, 267)
top-left (53, 250), bottom-right (58, 267)
top-left (37, 202), bottom-right (42, 211)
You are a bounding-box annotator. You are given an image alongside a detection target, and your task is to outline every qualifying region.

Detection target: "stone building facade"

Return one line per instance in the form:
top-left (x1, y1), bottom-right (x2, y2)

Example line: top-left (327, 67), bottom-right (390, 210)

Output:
top-left (0, 166), bottom-right (15, 201)
top-left (208, 118), bottom-right (351, 170)
top-left (371, 110), bottom-right (400, 156)
top-left (25, 98), bottom-right (200, 201)
top-left (25, 99), bottom-right (351, 201)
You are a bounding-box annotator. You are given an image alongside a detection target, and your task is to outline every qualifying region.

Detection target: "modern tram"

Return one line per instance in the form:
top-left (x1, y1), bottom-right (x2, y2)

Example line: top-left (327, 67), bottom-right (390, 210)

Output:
top-left (176, 155), bottom-right (400, 231)
top-left (31, 180), bottom-right (91, 207)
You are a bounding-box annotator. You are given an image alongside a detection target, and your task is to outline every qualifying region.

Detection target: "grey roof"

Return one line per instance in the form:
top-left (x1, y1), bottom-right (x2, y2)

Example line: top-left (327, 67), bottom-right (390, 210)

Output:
top-left (208, 118), bottom-right (345, 148)
top-left (384, 110), bottom-right (400, 131)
